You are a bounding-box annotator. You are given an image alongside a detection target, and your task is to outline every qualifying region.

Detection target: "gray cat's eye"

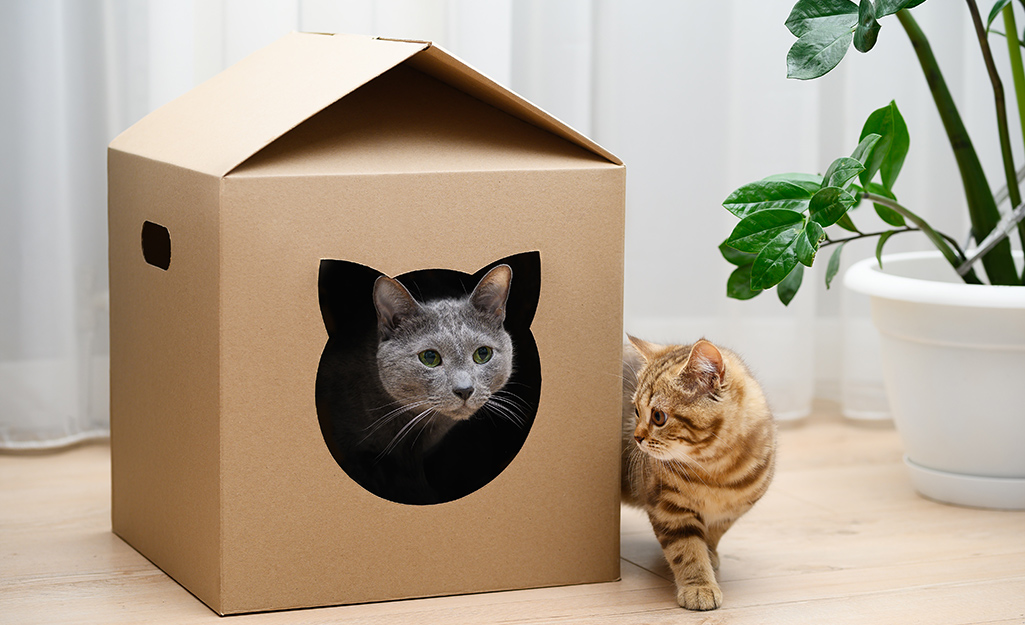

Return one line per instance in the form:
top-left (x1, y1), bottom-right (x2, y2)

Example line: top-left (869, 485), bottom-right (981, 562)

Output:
top-left (473, 346), bottom-right (493, 364)
top-left (418, 350), bottom-right (442, 367)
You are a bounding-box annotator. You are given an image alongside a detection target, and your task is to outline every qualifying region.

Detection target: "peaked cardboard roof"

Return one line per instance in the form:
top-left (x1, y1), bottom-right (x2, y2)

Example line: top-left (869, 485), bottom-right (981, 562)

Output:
top-left (109, 32), bottom-right (621, 178)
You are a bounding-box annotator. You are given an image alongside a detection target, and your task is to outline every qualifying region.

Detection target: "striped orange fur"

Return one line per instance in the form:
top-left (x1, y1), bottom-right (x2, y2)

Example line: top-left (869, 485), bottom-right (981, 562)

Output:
top-left (621, 336), bottom-right (776, 611)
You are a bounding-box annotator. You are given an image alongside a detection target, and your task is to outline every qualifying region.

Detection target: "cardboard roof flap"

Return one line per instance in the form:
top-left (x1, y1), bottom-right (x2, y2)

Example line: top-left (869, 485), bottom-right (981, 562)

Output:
top-left (108, 32), bottom-right (621, 179)
top-left (387, 37), bottom-right (621, 166)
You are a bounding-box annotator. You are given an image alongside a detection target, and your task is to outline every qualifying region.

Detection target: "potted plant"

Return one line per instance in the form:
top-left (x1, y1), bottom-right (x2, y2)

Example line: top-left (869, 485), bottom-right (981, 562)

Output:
top-left (719, 0), bottom-right (1025, 509)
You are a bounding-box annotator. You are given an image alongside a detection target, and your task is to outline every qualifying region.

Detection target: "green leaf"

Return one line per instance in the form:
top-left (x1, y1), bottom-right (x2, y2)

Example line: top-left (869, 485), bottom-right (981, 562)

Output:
top-left (751, 224), bottom-right (806, 290)
top-left (728, 209), bottom-right (807, 253)
top-left (808, 221), bottom-right (825, 243)
top-left (851, 133), bottom-right (882, 166)
top-left (785, 0), bottom-right (859, 36)
top-left (719, 240), bottom-right (758, 267)
top-left (809, 186), bottom-right (857, 227)
top-left (848, 183), bottom-right (865, 208)
top-left (835, 212), bottom-right (861, 233)
top-left (859, 100), bottom-right (910, 189)
top-left (787, 25), bottom-right (856, 80)
top-left (876, 0), bottom-right (928, 17)
top-left (727, 264), bottom-right (763, 300)
top-left (777, 264), bottom-right (805, 306)
top-left (875, 204), bottom-right (907, 226)
top-left (823, 156), bottom-right (866, 189)
top-left (875, 230), bottom-right (900, 267)
top-left (723, 180), bottom-right (815, 219)
top-left (854, 0), bottom-right (881, 52)
top-left (797, 221), bottom-right (825, 267)
top-left (988, 0), bottom-right (1013, 31)
top-left (762, 172), bottom-right (825, 194)
top-left (864, 182), bottom-right (906, 226)
top-left (795, 234), bottom-right (817, 267)
top-left (825, 243), bottom-right (845, 289)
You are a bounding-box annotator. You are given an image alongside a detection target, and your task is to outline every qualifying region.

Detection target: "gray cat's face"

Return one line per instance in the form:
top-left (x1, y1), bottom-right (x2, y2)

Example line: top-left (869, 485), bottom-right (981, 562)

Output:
top-left (373, 265), bottom-right (514, 421)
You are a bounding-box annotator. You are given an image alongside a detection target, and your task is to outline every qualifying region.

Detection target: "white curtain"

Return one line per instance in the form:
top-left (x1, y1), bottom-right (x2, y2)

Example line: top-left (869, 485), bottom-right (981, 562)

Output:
top-left (0, 0), bottom-right (1007, 446)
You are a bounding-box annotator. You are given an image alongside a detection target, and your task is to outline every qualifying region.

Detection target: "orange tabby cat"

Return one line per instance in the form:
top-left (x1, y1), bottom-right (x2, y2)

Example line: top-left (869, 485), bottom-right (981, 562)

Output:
top-left (622, 336), bottom-right (776, 611)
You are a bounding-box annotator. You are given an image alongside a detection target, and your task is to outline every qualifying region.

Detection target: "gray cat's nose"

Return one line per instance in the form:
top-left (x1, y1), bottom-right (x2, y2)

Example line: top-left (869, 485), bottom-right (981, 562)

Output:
top-left (453, 386), bottom-right (474, 401)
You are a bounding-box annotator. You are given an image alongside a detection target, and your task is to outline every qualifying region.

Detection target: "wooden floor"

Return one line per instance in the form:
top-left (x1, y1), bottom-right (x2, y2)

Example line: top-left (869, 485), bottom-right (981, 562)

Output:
top-left (3, 402), bottom-right (1024, 624)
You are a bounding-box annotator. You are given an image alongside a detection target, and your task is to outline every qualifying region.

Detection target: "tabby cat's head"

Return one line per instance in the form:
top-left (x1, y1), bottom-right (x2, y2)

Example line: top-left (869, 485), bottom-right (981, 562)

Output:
top-left (373, 265), bottom-right (514, 420)
top-left (628, 336), bottom-right (759, 464)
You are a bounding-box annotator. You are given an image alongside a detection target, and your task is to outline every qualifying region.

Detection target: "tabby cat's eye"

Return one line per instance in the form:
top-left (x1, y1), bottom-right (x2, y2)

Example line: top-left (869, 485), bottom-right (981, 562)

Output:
top-left (473, 346), bottom-right (494, 364)
top-left (651, 410), bottom-right (668, 426)
top-left (418, 350), bottom-right (442, 367)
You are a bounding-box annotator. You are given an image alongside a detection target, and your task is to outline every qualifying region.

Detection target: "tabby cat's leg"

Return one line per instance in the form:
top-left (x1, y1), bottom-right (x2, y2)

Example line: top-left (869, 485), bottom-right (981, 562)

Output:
top-left (704, 519), bottom-right (736, 572)
top-left (649, 512), bottom-right (722, 610)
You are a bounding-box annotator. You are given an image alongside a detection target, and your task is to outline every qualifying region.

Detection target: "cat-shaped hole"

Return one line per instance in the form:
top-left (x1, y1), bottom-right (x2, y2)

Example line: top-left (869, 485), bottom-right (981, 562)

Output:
top-left (315, 252), bottom-right (542, 505)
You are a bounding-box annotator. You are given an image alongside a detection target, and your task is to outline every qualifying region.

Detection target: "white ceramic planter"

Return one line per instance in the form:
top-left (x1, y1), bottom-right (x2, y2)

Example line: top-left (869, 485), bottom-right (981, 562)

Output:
top-left (844, 251), bottom-right (1025, 510)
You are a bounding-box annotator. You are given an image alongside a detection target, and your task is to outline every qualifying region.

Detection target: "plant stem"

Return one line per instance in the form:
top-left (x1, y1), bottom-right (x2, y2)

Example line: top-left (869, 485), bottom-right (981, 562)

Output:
top-left (1003, 6), bottom-right (1025, 147)
top-left (822, 227), bottom-right (919, 248)
top-left (1000, 3), bottom-right (1025, 277)
top-left (896, 8), bottom-right (1018, 285)
top-left (861, 192), bottom-right (984, 283)
top-left (968, 0), bottom-right (1021, 210)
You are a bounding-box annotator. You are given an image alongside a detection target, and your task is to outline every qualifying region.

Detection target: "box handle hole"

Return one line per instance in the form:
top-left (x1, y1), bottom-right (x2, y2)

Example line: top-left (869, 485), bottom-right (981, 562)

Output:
top-left (142, 221), bottom-right (171, 270)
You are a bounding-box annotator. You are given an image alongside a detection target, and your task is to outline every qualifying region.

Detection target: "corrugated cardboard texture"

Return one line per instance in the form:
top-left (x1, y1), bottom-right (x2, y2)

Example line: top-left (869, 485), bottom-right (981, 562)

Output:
top-left (215, 167), bottom-right (624, 612)
top-left (108, 151), bottom-right (223, 607)
top-left (108, 33), bottom-right (426, 177)
top-left (232, 65), bottom-right (607, 176)
top-left (108, 32), bottom-right (625, 615)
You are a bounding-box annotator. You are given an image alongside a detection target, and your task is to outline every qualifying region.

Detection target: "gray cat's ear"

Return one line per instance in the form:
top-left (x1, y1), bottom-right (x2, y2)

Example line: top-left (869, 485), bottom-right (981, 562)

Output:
top-left (470, 264), bottom-right (513, 322)
top-left (627, 335), bottom-right (663, 363)
top-left (683, 339), bottom-right (726, 390)
top-left (373, 276), bottom-right (420, 339)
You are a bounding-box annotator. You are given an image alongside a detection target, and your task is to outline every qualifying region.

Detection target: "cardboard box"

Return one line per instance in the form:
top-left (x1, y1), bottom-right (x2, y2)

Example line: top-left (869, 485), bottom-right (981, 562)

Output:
top-left (107, 32), bottom-right (625, 615)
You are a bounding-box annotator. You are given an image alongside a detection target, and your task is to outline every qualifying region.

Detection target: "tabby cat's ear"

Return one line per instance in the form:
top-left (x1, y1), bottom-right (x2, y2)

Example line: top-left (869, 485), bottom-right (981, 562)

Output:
top-left (628, 335), bottom-right (665, 363)
top-left (373, 275), bottom-right (421, 339)
top-left (683, 339), bottom-right (726, 391)
top-left (470, 264), bottom-right (513, 322)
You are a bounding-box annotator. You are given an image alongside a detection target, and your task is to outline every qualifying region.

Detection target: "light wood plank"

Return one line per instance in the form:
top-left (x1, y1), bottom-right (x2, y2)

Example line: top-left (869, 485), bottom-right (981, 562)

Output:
top-left (2, 403), bottom-right (1024, 624)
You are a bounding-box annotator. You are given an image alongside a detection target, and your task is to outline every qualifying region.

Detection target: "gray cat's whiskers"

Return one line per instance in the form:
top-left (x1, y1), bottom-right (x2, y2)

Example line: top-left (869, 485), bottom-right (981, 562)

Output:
top-left (405, 408), bottom-right (441, 452)
top-left (483, 391), bottom-right (529, 428)
top-left (378, 405), bottom-right (438, 459)
top-left (359, 399), bottom-right (434, 446)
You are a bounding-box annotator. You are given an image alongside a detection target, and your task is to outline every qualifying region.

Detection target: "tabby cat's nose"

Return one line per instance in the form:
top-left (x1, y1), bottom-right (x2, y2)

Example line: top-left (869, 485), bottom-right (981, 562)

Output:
top-left (634, 435), bottom-right (645, 444)
top-left (453, 386), bottom-right (474, 401)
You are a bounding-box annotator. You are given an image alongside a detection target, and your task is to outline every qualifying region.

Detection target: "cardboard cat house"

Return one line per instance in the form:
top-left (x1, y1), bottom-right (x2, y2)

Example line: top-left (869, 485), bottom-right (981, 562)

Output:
top-left (107, 33), bottom-right (625, 615)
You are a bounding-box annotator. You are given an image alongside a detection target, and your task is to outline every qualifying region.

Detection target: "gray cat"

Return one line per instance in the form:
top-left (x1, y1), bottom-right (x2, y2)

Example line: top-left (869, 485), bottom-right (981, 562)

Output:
top-left (369, 264), bottom-right (516, 456)
top-left (316, 255), bottom-right (540, 505)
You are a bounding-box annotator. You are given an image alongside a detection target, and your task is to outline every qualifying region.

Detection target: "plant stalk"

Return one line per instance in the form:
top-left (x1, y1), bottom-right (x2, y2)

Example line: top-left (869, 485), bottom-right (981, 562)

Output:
top-left (1003, 6), bottom-right (1025, 148)
top-left (823, 227), bottom-right (918, 247)
top-left (861, 192), bottom-right (984, 284)
top-left (968, 0), bottom-right (1021, 209)
top-left (896, 8), bottom-right (1018, 285)
top-left (1000, 3), bottom-right (1025, 277)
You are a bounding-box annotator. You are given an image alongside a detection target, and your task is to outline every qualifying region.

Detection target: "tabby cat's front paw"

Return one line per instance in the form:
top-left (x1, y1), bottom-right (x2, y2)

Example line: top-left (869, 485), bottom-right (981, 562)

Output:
top-left (677, 584), bottom-right (723, 611)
